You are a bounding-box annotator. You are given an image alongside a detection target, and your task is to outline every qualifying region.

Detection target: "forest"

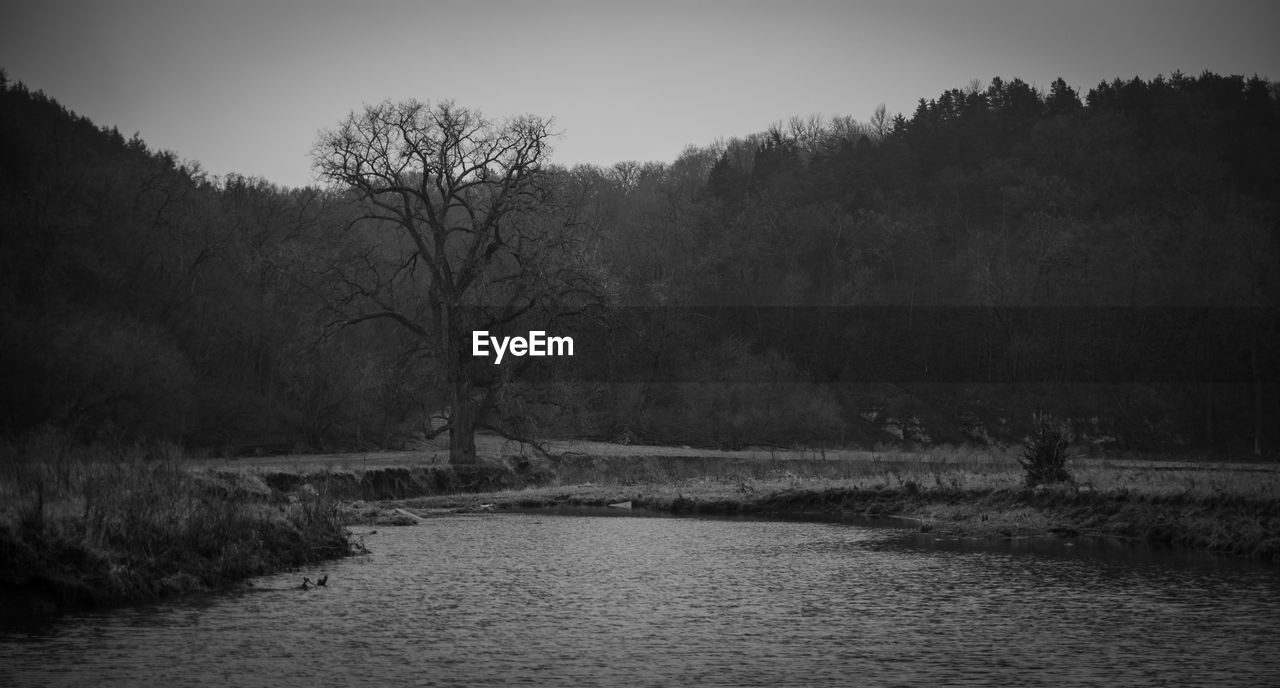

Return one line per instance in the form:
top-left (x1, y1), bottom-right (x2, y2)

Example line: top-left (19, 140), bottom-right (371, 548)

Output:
top-left (1, 68), bottom-right (1276, 458)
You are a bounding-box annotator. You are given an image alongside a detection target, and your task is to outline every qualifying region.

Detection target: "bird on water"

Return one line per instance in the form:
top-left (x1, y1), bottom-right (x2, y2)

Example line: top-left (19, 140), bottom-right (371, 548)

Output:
top-left (299, 577), bottom-right (313, 590)
top-left (316, 575), bottom-right (328, 587)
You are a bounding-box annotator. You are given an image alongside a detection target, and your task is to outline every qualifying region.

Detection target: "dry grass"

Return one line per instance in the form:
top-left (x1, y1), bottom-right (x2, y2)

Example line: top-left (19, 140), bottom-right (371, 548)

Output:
top-left (159, 433), bottom-right (1280, 562)
top-left (0, 429), bottom-right (352, 613)
top-left (525, 441), bottom-right (1277, 500)
top-left (211, 434), bottom-right (1280, 502)
top-left (387, 440), bottom-right (1280, 561)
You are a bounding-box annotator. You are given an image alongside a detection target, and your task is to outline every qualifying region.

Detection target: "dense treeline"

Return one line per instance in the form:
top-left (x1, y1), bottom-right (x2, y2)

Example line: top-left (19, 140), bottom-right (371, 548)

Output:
top-left (0, 71), bottom-right (423, 451)
top-left (570, 72), bottom-right (1279, 452)
top-left (1, 68), bottom-right (1276, 454)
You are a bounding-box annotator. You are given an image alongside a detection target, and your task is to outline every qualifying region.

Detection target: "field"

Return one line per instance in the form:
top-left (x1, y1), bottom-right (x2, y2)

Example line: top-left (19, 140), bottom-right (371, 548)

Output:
top-left (208, 433), bottom-right (1280, 502)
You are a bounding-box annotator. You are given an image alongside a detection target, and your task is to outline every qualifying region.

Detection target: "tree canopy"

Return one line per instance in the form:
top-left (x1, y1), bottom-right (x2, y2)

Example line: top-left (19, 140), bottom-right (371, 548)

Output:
top-left (2, 69), bottom-right (1276, 455)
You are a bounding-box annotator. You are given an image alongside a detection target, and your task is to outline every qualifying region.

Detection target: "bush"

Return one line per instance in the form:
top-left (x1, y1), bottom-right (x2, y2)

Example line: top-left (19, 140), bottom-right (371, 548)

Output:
top-left (1019, 413), bottom-right (1073, 486)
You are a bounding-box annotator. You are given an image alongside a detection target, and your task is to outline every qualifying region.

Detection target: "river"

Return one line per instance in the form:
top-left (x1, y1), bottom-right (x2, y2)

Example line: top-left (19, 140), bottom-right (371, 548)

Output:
top-left (3, 512), bottom-right (1278, 686)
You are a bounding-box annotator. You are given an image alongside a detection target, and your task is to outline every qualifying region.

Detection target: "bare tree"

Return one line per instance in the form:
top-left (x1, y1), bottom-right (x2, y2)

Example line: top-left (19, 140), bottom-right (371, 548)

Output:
top-left (313, 99), bottom-right (594, 465)
top-left (869, 103), bottom-right (890, 142)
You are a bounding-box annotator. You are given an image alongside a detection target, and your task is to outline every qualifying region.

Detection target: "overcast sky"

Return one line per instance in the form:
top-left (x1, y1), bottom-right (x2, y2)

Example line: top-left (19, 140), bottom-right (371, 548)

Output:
top-left (4, 0), bottom-right (1277, 189)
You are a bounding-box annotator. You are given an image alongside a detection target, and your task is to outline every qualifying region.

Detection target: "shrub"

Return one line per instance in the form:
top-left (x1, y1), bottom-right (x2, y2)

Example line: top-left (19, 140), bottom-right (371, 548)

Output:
top-left (1019, 413), bottom-right (1073, 486)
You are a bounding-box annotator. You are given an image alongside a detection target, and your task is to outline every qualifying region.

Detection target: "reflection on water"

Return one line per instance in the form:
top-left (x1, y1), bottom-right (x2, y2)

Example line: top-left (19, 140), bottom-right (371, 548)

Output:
top-left (3, 514), bottom-right (1279, 687)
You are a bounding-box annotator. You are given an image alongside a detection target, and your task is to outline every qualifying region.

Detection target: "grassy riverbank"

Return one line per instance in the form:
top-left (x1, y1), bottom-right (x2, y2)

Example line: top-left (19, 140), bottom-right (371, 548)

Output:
top-left (399, 478), bottom-right (1280, 560)
top-left (0, 437), bottom-right (353, 619)
top-left (6, 437), bottom-right (1277, 620)
top-left (388, 444), bottom-right (1280, 562)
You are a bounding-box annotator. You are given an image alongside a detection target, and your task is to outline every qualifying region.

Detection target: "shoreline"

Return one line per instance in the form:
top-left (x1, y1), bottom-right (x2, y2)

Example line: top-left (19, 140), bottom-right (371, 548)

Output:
top-left (4, 448), bottom-right (1278, 621)
top-left (0, 465), bottom-right (356, 621)
top-left (388, 479), bottom-right (1280, 563)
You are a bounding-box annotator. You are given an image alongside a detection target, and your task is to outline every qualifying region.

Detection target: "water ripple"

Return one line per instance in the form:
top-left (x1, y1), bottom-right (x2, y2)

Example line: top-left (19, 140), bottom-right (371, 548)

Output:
top-left (4, 514), bottom-right (1279, 687)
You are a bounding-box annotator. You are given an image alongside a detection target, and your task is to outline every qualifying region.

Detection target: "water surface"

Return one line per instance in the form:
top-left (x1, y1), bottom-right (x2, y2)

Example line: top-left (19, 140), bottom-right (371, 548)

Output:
top-left (3, 513), bottom-right (1278, 686)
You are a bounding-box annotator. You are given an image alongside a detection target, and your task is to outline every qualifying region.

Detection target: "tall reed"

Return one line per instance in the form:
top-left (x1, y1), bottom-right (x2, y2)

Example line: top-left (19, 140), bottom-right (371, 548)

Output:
top-left (0, 429), bottom-right (352, 610)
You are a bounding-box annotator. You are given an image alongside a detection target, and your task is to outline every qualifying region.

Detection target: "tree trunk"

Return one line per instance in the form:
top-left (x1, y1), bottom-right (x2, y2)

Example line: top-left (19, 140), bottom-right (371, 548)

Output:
top-left (449, 378), bottom-right (478, 465)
